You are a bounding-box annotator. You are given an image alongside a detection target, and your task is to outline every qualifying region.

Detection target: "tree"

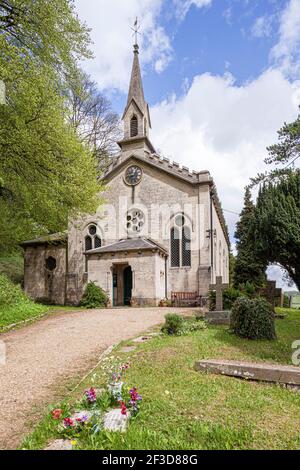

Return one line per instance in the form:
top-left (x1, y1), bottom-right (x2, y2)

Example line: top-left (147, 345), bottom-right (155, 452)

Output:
top-left (252, 111), bottom-right (300, 185)
top-left (0, 0), bottom-right (91, 73)
top-left (0, 2), bottom-right (101, 252)
top-left (254, 170), bottom-right (300, 290)
top-left (234, 187), bottom-right (267, 288)
top-left (66, 71), bottom-right (121, 171)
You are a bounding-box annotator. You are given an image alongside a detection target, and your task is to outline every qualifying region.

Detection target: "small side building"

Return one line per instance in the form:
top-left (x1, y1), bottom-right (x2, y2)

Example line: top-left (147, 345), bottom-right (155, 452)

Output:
top-left (21, 233), bottom-right (67, 305)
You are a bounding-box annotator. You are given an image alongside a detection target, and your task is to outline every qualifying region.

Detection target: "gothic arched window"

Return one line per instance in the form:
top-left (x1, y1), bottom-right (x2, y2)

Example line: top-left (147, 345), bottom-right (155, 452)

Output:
top-left (171, 227), bottom-right (180, 267)
top-left (130, 115), bottom-right (138, 137)
top-left (182, 226), bottom-right (191, 267)
top-left (84, 224), bottom-right (102, 251)
top-left (170, 215), bottom-right (191, 268)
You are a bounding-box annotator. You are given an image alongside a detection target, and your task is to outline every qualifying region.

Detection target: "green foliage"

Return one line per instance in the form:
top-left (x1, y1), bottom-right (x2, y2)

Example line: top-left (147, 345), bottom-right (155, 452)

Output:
top-left (209, 286), bottom-right (244, 311)
top-left (254, 170), bottom-right (300, 290)
top-left (0, 273), bottom-right (46, 327)
top-left (283, 294), bottom-right (290, 309)
top-left (0, 2), bottom-right (103, 253)
top-left (0, 253), bottom-right (23, 284)
top-left (80, 282), bottom-right (108, 309)
top-left (252, 111), bottom-right (300, 185)
top-left (162, 313), bottom-right (206, 336)
top-left (0, 0), bottom-right (92, 74)
top-left (231, 297), bottom-right (276, 340)
top-left (162, 313), bottom-right (184, 335)
top-left (234, 187), bottom-right (267, 288)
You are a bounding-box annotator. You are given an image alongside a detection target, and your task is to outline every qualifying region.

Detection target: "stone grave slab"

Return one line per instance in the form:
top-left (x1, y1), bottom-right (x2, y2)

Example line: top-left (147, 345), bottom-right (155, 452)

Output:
top-left (205, 310), bottom-right (231, 325)
top-left (194, 359), bottom-right (300, 387)
top-left (44, 439), bottom-right (72, 451)
top-left (103, 408), bottom-right (130, 432)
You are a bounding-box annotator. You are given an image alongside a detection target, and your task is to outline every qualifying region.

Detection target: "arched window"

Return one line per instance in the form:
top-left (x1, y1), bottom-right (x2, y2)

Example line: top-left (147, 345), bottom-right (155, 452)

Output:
top-left (84, 224), bottom-right (102, 251)
top-left (170, 215), bottom-right (191, 268)
top-left (171, 227), bottom-right (180, 267)
top-left (130, 115), bottom-right (138, 137)
top-left (85, 236), bottom-right (92, 251)
top-left (182, 226), bottom-right (191, 267)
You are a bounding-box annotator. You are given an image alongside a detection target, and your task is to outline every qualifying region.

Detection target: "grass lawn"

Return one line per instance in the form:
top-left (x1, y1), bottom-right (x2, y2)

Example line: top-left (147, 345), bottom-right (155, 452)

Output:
top-left (22, 308), bottom-right (300, 450)
top-left (0, 304), bottom-right (85, 331)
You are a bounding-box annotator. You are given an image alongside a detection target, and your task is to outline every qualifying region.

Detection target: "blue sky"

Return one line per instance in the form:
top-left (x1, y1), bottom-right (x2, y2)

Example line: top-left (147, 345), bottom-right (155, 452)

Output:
top-left (75, 0), bottom-right (300, 288)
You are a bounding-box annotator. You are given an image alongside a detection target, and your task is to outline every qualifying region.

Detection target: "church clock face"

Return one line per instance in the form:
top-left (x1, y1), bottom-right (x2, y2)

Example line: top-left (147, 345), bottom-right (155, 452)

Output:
top-left (124, 165), bottom-right (142, 186)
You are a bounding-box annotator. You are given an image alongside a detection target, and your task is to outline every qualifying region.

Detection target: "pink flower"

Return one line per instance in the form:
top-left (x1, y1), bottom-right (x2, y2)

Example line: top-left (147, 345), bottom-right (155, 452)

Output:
top-left (120, 401), bottom-right (127, 416)
top-left (63, 417), bottom-right (75, 428)
top-left (51, 409), bottom-right (63, 420)
top-left (85, 387), bottom-right (97, 404)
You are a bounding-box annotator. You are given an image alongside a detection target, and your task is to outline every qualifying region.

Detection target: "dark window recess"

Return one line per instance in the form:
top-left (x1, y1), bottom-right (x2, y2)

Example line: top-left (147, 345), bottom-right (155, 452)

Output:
top-left (182, 226), bottom-right (191, 267)
top-left (130, 115), bottom-right (138, 137)
top-left (45, 256), bottom-right (56, 271)
top-left (95, 236), bottom-right (102, 248)
top-left (170, 227), bottom-right (180, 267)
top-left (85, 236), bottom-right (92, 251)
top-left (89, 225), bottom-right (97, 236)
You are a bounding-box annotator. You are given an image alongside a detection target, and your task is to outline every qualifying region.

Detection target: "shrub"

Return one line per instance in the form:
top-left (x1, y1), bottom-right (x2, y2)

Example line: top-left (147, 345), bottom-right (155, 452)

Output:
top-left (230, 297), bottom-right (276, 340)
top-left (161, 313), bottom-right (184, 335)
top-left (80, 282), bottom-right (108, 309)
top-left (0, 273), bottom-right (28, 306)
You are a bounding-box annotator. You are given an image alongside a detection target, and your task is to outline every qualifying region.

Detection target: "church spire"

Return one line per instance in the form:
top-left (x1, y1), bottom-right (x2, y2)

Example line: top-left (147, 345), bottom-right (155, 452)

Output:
top-left (118, 19), bottom-right (154, 153)
top-left (124, 42), bottom-right (146, 117)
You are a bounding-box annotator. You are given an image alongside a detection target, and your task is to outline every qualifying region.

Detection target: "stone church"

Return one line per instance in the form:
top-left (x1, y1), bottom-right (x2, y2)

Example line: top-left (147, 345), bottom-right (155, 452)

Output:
top-left (22, 43), bottom-right (230, 307)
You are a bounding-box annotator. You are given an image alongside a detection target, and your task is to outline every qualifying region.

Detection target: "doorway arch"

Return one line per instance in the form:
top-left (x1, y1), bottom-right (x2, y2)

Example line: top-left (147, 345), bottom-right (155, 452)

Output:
top-left (123, 266), bottom-right (133, 306)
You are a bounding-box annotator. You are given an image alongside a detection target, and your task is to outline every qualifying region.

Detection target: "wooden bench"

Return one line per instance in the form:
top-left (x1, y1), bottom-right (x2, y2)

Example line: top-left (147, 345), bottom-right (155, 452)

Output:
top-left (171, 291), bottom-right (201, 307)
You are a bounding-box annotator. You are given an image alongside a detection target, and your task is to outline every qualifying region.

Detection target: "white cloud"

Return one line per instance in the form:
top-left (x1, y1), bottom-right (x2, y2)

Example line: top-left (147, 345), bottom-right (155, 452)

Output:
top-left (173, 0), bottom-right (212, 21)
top-left (270, 0), bottom-right (300, 77)
top-left (251, 15), bottom-right (274, 38)
top-left (151, 69), bottom-right (300, 240)
top-left (75, 0), bottom-right (173, 91)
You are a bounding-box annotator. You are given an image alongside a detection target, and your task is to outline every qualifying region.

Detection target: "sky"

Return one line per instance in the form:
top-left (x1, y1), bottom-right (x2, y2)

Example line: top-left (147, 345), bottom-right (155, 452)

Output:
top-left (74, 0), bottom-right (300, 289)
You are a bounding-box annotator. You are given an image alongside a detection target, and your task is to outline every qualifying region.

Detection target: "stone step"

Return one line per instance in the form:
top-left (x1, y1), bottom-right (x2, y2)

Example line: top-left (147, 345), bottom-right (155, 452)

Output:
top-left (194, 359), bottom-right (300, 386)
top-left (205, 310), bottom-right (231, 325)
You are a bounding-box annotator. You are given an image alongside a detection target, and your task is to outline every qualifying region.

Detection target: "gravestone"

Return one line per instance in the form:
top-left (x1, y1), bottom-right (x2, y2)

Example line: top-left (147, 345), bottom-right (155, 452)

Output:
top-left (103, 408), bottom-right (130, 432)
top-left (260, 281), bottom-right (283, 310)
top-left (194, 359), bottom-right (300, 388)
top-left (209, 276), bottom-right (229, 312)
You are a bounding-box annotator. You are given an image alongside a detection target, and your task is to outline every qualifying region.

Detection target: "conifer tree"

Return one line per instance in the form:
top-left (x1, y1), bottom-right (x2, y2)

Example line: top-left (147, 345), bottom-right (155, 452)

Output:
top-left (234, 187), bottom-right (266, 288)
top-left (254, 170), bottom-right (300, 290)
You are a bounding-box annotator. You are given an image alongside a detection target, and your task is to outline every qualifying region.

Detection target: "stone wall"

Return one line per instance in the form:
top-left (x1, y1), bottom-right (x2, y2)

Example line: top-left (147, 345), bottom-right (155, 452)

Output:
top-left (68, 152), bottom-right (229, 302)
top-left (88, 250), bottom-right (166, 306)
top-left (24, 244), bottom-right (67, 305)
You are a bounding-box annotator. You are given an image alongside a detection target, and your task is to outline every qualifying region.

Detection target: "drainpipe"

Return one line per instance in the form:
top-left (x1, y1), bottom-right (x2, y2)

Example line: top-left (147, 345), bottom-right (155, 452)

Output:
top-left (210, 190), bottom-right (214, 278)
top-left (165, 256), bottom-right (168, 299)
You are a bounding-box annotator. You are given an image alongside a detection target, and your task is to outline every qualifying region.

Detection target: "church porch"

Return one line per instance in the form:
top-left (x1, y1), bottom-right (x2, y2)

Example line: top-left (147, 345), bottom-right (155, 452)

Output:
top-left (86, 238), bottom-right (168, 307)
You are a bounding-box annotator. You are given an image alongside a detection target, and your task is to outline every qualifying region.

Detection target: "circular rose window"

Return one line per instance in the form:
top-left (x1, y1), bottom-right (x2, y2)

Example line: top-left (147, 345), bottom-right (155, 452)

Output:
top-left (127, 209), bottom-right (145, 233)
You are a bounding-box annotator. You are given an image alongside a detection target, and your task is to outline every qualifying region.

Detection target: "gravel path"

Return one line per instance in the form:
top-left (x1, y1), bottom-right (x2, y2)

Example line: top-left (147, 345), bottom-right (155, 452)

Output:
top-left (0, 307), bottom-right (193, 449)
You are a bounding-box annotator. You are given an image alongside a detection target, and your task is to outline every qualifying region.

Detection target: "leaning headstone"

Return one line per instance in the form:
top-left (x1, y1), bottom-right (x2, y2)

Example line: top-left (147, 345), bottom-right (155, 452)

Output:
top-left (103, 408), bottom-right (130, 432)
top-left (44, 439), bottom-right (73, 451)
top-left (209, 276), bottom-right (229, 312)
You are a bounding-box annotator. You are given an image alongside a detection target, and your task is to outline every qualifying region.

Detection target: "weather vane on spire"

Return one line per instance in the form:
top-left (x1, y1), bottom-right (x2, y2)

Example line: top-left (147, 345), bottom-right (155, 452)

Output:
top-left (131, 17), bottom-right (141, 46)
